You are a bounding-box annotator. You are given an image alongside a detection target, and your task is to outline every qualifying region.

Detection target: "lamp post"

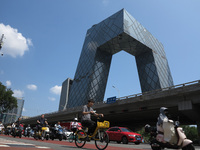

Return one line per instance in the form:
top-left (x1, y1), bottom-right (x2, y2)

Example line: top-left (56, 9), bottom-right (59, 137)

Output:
top-left (112, 85), bottom-right (120, 98)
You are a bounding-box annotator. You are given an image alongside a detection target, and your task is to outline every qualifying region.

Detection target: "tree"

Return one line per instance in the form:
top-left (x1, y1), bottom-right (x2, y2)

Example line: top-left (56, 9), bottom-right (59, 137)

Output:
top-left (182, 125), bottom-right (199, 142)
top-left (0, 82), bottom-right (18, 113)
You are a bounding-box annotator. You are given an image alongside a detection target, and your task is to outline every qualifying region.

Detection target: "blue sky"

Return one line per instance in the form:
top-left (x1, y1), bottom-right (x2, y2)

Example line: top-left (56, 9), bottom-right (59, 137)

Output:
top-left (0, 0), bottom-right (200, 117)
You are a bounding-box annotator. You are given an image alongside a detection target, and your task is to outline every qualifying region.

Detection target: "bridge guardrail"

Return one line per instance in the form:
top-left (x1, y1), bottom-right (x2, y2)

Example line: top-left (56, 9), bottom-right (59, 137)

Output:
top-left (22, 80), bottom-right (200, 120)
top-left (117, 79), bottom-right (200, 101)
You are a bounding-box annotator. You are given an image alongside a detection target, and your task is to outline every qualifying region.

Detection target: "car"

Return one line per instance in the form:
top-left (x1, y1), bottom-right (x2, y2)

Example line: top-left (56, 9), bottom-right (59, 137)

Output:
top-left (106, 127), bottom-right (143, 144)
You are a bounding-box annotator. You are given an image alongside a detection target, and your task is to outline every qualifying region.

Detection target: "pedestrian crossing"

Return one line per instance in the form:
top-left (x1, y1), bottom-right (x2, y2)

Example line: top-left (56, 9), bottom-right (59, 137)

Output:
top-left (0, 137), bottom-right (51, 149)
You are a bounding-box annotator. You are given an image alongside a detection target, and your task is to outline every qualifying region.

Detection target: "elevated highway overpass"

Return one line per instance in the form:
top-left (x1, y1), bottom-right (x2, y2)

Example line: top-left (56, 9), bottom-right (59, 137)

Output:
top-left (21, 80), bottom-right (200, 132)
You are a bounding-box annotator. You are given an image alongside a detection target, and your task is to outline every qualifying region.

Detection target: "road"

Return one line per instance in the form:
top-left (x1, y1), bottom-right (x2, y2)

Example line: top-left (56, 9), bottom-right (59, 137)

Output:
top-left (0, 135), bottom-right (199, 150)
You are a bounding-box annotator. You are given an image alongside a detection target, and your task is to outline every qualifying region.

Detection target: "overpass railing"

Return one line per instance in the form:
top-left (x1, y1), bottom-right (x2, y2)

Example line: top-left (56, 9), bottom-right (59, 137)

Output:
top-left (22, 80), bottom-right (200, 120)
top-left (117, 79), bottom-right (200, 101)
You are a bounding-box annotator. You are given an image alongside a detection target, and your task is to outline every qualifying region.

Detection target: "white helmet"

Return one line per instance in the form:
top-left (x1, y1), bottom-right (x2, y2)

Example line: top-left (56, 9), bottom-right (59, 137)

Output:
top-left (74, 118), bottom-right (78, 121)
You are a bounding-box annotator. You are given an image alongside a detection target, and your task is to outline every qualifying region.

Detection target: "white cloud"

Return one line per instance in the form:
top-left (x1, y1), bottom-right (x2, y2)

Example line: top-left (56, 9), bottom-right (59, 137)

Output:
top-left (48, 97), bottom-right (56, 101)
top-left (27, 84), bottom-right (37, 90)
top-left (6, 80), bottom-right (11, 87)
top-left (50, 85), bottom-right (61, 95)
top-left (0, 23), bottom-right (33, 58)
top-left (12, 89), bottom-right (24, 98)
top-left (23, 108), bottom-right (26, 112)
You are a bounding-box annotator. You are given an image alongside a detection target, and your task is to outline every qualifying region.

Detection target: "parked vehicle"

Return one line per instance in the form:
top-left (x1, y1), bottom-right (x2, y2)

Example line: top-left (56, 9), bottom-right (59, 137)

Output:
top-left (106, 127), bottom-right (143, 144)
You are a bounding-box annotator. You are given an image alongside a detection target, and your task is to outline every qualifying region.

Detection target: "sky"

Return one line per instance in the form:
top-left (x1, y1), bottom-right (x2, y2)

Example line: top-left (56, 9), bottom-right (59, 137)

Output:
top-left (0, 0), bottom-right (200, 117)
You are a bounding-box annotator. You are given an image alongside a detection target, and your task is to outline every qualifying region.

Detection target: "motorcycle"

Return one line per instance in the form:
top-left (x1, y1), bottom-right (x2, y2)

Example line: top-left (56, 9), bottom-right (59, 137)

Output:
top-left (50, 126), bottom-right (64, 141)
top-left (145, 120), bottom-right (195, 150)
top-left (41, 126), bottom-right (50, 140)
top-left (0, 124), bottom-right (4, 134)
top-left (12, 124), bottom-right (24, 138)
top-left (34, 125), bottom-right (50, 140)
top-left (63, 128), bottom-right (73, 140)
top-left (24, 126), bottom-right (32, 137)
top-left (4, 126), bottom-right (12, 135)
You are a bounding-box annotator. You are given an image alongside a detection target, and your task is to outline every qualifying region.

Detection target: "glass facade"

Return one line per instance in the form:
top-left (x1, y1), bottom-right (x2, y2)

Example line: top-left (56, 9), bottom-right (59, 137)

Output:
top-left (0, 98), bottom-right (24, 124)
top-left (65, 9), bottom-right (173, 108)
top-left (59, 78), bottom-right (73, 111)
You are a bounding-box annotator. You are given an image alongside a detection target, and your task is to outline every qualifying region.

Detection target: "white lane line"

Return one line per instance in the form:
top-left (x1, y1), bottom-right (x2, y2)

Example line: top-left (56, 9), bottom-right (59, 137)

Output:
top-left (35, 146), bottom-right (51, 149)
top-left (5, 143), bottom-right (34, 145)
top-left (0, 145), bottom-right (10, 147)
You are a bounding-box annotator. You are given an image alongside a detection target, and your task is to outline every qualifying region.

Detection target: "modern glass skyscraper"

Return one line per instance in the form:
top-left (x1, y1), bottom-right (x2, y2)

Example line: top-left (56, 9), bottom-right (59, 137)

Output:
top-left (0, 98), bottom-right (24, 124)
top-left (60, 9), bottom-right (173, 109)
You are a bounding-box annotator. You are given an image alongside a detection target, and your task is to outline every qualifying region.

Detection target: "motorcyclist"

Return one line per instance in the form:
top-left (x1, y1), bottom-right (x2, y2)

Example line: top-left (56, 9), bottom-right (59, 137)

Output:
top-left (157, 107), bottom-right (177, 144)
top-left (54, 121), bottom-right (62, 129)
top-left (70, 118), bottom-right (81, 133)
top-left (37, 114), bottom-right (48, 131)
top-left (15, 117), bottom-right (22, 127)
top-left (0, 121), bottom-right (4, 133)
top-left (53, 121), bottom-right (62, 135)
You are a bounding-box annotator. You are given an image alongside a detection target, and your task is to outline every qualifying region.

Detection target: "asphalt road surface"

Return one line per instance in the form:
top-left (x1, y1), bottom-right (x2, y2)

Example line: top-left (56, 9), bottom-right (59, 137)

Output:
top-left (0, 135), bottom-right (199, 150)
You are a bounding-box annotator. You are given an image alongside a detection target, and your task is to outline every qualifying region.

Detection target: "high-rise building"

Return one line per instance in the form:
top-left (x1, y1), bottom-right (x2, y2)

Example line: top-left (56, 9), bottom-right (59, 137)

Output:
top-left (59, 9), bottom-right (173, 110)
top-left (59, 78), bottom-right (73, 111)
top-left (0, 98), bottom-right (24, 124)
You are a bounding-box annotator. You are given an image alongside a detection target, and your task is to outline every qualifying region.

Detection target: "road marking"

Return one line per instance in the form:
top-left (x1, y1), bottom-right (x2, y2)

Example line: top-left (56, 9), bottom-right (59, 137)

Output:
top-left (0, 137), bottom-right (50, 149)
top-left (0, 145), bottom-right (10, 147)
top-left (35, 146), bottom-right (51, 149)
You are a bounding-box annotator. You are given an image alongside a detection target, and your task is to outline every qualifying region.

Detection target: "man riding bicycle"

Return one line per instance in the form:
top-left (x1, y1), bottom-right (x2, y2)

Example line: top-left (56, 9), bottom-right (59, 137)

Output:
top-left (81, 99), bottom-right (104, 136)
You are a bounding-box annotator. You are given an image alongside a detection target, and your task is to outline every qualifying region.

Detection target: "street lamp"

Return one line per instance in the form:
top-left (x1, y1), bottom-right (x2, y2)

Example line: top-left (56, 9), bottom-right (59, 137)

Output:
top-left (112, 85), bottom-right (120, 98)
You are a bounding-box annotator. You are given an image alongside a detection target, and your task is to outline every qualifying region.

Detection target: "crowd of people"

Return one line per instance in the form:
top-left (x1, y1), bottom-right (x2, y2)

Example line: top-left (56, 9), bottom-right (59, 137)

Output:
top-left (0, 99), bottom-right (104, 140)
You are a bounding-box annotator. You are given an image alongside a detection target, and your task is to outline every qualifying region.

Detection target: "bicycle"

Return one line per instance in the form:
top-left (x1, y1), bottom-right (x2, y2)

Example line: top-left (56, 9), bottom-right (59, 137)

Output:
top-left (75, 118), bottom-right (110, 150)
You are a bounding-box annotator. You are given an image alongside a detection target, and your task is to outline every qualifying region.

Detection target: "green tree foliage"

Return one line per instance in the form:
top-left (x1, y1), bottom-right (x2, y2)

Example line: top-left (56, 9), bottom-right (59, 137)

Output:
top-left (0, 82), bottom-right (18, 113)
top-left (182, 125), bottom-right (199, 141)
top-left (136, 125), bottom-right (199, 144)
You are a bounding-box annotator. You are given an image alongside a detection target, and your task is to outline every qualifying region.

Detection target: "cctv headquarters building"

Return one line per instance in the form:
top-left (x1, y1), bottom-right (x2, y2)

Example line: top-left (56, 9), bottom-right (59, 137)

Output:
top-left (59, 9), bottom-right (173, 111)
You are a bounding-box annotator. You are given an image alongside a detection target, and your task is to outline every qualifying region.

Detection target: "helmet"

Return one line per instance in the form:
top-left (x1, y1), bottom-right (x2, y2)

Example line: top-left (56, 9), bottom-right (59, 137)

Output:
top-left (74, 118), bottom-right (78, 121)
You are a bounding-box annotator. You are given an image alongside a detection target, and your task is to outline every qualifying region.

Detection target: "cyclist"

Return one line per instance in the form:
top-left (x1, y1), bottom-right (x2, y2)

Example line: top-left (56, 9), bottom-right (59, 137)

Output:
top-left (81, 99), bottom-right (104, 136)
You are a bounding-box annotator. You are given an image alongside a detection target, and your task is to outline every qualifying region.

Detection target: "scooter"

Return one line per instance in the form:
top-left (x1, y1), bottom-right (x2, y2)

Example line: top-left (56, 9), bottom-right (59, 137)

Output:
top-left (145, 120), bottom-right (195, 150)
top-left (4, 126), bottom-right (12, 135)
top-left (0, 124), bottom-right (4, 134)
top-left (34, 125), bottom-right (50, 140)
top-left (24, 126), bottom-right (31, 137)
top-left (12, 124), bottom-right (24, 138)
top-left (50, 126), bottom-right (63, 141)
top-left (41, 126), bottom-right (50, 140)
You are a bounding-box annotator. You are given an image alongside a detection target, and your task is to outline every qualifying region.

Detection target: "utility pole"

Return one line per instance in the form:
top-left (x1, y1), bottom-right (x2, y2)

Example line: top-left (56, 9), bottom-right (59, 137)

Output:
top-left (0, 34), bottom-right (5, 56)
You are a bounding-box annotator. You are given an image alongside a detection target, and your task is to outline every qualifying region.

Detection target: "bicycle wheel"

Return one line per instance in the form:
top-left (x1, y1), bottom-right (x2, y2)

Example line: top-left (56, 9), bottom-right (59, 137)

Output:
top-left (68, 133), bottom-right (73, 143)
top-left (95, 130), bottom-right (109, 150)
top-left (75, 130), bottom-right (87, 148)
